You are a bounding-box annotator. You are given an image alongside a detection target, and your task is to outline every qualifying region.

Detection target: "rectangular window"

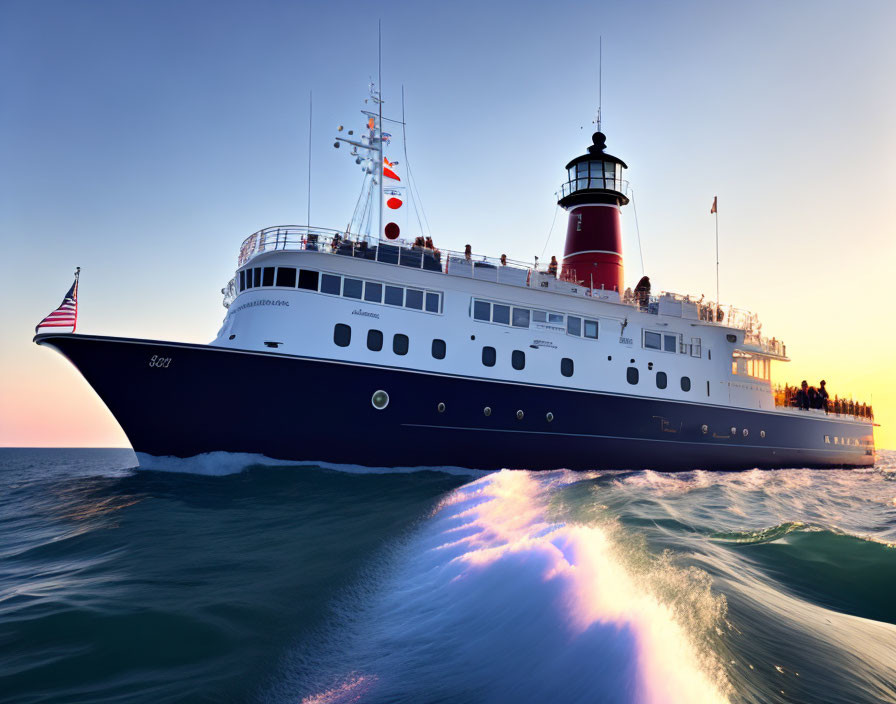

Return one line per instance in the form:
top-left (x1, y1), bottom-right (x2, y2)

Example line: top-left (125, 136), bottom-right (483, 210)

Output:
top-left (492, 304), bottom-right (510, 325)
top-left (364, 282), bottom-right (383, 303)
top-left (298, 269), bottom-right (319, 291)
top-left (405, 288), bottom-right (424, 310)
top-left (320, 273), bottom-right (341, 295)
top-left (425, 292), bottom-right (440, 313)
top-left (663, 334), bottom-right (677, 353)
top-left (275, 267), bottom-right (296, 288)
top-left (533, 310), bottom-right (547, 322)
top-left (567, 316), bottom-right (582, 336)
top-left (512, 308), bottom-right (530, 328)
top-left (342, 277), bottom-right (363, 299)
top-left (548, 313), bottom-right (564, 324)
top-left (253, 268), bottom-right (262, 287)
top-left (385, 285), bottom-right (404, 306)
top-left (473, 299), bottom-right (491, 321)
top-left (239, 270), bottom-right (246, 291)
top-left (644, 331), bottom-right (662, 350)
top-left (262, 267), bottom-right (275, 286)
top-left (583, 319), bottom-right (598, 339)
top-left (690, 337), bottom-right (702, 358)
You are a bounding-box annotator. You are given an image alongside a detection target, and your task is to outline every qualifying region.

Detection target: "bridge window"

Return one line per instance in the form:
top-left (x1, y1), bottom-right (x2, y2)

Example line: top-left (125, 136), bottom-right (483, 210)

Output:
top-left (482, 346), bottom-right (496, 367)
top-left (561, 358), bottom-right (574, 377)
top-left (239, 270), bottom-right (246, 291)
top-left (334, 324), bottom-right (351, 347)
top-left (321, 273), bottom-right (341, 295)
top-left (253, 268), bottom-right (261, 287)
top-left (656, 371), bottom-right (667, 389)
top-left (342, 278), bottom-right (363, 299)
top-left (627, 367), bottom-right (639, 385)
top-left (384, 285), bottom-right (404, 306)
top-left (511, 350), bottom-right (525, 370)
top-left (262, 267), bottom-right (275, 286)
top-left (405, 289), bottom-right (424, 310)
top-left (512, 308), bottom-right (530, 328)
top-left (584, 319), bottom-right (599, 339)
top-left (474, 299), bottom-right (491, 320)
top-left (432, 339), bottom-right (446, 360)
top-left (364, 282), bottom-right (383, 303)
top-left (367, 329), bottom-right (383, 352)
top-left (275, 267), bottom-right (296, 288)
top-left (393, 334), bottom-right (409, 355)
top-left (298, 269), bottom-right (319, 291)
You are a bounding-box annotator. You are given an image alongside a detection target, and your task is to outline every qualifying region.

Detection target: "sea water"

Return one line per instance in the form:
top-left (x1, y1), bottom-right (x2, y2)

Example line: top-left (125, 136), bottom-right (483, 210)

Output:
top-left (1, 448), bottom-right (894, 703)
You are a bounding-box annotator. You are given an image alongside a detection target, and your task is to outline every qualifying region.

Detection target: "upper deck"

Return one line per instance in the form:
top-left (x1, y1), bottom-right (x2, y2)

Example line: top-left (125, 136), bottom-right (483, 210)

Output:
top-left (226, 225), bottom-right (786, 359)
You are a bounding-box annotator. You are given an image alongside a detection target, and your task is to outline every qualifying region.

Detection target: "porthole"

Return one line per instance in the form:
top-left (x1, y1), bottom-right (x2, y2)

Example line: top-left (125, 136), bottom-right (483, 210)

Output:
top-left (437, 402), bottom-right (446, 413)
top-left (701, 424), bottom-right (708, 434)
top-left (760, 430), bottom-right (766, 438)
top-left (546, 412), bottom-right (554, 422)
top-left (626, 367), bottom-right (639, 385)
top-left (656, 371), bottom-right (668, 390)
top-left (743, 428), bottom-right (749, 437)
top-left (483, 406), bottom-right (492, 416)
top-left (730, 427), bottom-right (737, 435)
top-left (516, 410), bottom-right (524, 420)
top-left (680, 376), bottom-right (691, 392)
top-left (371, 390), bottom-right (389, 409)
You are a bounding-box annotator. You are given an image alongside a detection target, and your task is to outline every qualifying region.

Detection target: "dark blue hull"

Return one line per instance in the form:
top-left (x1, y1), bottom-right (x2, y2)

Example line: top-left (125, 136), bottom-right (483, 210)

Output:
top-left (35, 334), bottom-right (875, 471)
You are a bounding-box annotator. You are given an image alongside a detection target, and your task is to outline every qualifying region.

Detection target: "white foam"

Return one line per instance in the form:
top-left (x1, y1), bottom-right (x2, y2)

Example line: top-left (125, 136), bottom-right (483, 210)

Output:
top-left (289, 470), bottom-right (731, 704)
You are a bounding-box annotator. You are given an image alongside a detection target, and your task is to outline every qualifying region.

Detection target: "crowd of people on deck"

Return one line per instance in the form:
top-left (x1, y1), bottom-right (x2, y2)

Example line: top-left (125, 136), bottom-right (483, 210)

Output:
top-left (777, 380), bottom-right (873, 419)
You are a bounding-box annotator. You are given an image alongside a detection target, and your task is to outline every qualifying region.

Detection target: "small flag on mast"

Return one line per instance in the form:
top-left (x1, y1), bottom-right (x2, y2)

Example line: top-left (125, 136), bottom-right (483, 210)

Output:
top-left (36, 268), bottom-right (80, 333)
top-left (710, 196), bottom-right (717, 214)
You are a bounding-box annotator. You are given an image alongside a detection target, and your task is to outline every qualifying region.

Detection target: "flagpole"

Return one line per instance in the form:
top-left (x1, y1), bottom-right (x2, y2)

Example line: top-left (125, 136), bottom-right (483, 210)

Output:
top-left (307, 91), bottom-right (313, 228)
top-left (714, 199), bottom-right (719, 306)
top-left (73, 267), bottom-right (80, 334)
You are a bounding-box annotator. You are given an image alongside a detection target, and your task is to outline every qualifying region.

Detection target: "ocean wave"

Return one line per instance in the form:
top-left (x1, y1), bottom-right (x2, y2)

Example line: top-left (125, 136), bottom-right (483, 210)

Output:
top-left (282, 470), bottom-right (731, 704)
top-left (134, 451), bottom-right (489, 478)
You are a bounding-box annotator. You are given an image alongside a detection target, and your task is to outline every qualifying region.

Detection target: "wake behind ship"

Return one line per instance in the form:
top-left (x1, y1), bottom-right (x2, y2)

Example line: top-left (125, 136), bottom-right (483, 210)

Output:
top-left (34, 85), bottom-right (876, 470)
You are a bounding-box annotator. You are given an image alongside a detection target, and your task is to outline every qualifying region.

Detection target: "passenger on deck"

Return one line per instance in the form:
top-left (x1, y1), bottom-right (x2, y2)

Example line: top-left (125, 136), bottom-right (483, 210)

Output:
top-left (818, 380), bottom-right (829, 413)
top-left (412, 236), bottom-right (425, 250)
top-left (330, 233), bottom-right (342, 252)
top-left (797, 380), bottom-right (810, 410)
top-left (808, 385), bottom-right (819, 410)
top-left (425, 236), bottom-right (434, 250)
top-left (464, 244), bottom-right (472, 261)
top-left (634, 276), bottom-right (651, 311)
top-left (548, 256), bottom-right (558, 278)
top-left (500, 254), bottom-right (507, 266)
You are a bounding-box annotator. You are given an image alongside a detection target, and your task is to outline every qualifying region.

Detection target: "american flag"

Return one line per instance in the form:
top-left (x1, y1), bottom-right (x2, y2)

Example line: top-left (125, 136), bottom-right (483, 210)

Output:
top-left (35, 268), bottom-right (80, 333)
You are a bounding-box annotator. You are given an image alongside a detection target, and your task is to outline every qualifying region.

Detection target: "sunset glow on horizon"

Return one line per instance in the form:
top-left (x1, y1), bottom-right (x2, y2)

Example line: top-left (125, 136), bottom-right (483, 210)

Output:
top-left (2, 0), bottom-right (894, 450)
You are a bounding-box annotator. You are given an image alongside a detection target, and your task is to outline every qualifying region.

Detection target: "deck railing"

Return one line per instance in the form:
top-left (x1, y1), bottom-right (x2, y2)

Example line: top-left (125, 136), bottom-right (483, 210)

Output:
top-left (231, 225), bottom-right (779, 344)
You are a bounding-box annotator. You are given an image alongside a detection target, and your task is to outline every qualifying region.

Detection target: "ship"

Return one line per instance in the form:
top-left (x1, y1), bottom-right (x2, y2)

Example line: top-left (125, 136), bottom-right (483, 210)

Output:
top-left (34, 83), bottom-right (876, 471)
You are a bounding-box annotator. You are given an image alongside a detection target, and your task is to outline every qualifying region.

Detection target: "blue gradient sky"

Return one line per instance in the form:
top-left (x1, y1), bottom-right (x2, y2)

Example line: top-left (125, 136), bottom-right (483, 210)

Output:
top-left (2, 0), bottom-right (895, 447)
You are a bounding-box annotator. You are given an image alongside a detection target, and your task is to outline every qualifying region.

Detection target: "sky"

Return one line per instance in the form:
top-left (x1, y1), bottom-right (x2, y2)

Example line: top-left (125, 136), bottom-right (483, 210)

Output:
top-left (1, 0), bottom-right (894, 449)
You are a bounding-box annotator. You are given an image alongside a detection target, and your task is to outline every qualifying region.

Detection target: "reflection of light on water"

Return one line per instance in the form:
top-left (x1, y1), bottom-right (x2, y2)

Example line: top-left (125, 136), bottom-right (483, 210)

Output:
top-left (300, 674), bottom-right (377, 704)
top-left (298, 470), bottom-right (731, 704)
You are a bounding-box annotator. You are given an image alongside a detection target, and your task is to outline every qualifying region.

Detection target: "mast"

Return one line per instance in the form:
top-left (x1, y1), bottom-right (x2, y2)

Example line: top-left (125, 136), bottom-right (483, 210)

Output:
top-left (378, 20), bottom-right (384, 242)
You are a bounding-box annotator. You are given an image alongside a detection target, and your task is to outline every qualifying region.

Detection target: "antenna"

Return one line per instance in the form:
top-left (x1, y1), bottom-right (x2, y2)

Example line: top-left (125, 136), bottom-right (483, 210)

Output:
top-left (597, 36), bottom-right (602, 132)
top-left (307, 91), bottom-right (313, 227)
